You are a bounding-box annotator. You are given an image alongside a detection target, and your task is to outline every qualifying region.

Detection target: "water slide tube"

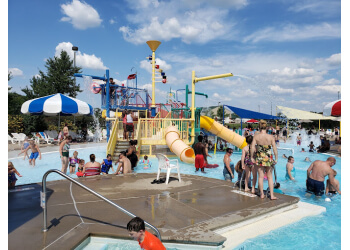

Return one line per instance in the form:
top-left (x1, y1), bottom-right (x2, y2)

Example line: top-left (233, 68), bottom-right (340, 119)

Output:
top-left (165, 126), bottom-right (195, 164)
top-left (200, 116), bottom-right (247, 149)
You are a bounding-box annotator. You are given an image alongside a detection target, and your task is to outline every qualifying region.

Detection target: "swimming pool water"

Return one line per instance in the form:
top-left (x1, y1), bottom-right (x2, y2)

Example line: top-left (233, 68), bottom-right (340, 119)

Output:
top-left (9, 142), bottom-right (341, 249)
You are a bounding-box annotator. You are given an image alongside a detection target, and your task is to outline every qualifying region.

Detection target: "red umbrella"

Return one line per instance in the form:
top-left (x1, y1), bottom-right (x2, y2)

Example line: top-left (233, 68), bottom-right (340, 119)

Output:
top-left (247, 119), bottom-right (259, 123)
top-left (323, 100), bottom-right (341, 117)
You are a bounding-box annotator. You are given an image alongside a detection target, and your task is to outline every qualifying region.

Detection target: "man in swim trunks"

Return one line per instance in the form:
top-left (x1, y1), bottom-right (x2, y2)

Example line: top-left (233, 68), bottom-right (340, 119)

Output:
top-left (115, 151), bottom-right (132, 174)
top-left (127, 216), bottom-right (166, 250)
top-left (306, 157), bottom-right (341, 196)
top-left (24, 140), bottom-right (41, 166)
top-left (193, 135), bottom-right (207, 173)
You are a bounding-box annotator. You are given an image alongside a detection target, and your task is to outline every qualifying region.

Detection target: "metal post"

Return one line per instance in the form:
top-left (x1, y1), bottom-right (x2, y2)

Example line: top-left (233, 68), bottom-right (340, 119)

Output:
top-left (106, 69), bottom-right (110, 141)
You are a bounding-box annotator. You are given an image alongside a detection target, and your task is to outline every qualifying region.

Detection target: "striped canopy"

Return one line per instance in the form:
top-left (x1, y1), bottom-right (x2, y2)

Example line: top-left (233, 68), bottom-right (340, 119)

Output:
top-left (323, 99), bottom-right (341, 117)
top-left (21, 93), bottom-right (93, 116)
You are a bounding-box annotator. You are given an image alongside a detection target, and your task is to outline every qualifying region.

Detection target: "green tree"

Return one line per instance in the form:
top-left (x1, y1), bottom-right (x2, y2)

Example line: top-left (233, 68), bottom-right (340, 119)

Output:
top-left (21, 50), bottom-right (82, 98)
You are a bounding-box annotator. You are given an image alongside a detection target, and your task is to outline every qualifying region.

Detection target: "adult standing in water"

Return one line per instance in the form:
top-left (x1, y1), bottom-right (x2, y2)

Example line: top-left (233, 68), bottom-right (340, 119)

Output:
top-left (193, 135), bottom-right (207, 173)
top-left (59, 135), bottom-right (72, 174)
top-left (250, 120), bottom-right (278, 200)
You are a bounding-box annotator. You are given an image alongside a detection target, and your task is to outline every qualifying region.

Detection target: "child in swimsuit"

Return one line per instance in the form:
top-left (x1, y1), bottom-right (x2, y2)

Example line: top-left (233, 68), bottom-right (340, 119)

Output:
top-left (101, 154), bottom-right (115, 174)
top-left (326, 170), bottom-right (340, 195)
top-left (285, 156), bottom-right (296, 180)
top-left (76, 159), bottom-right (85, 177)
top-left (297, 134), bottom-right (301, 146)
top-left (69, 151), bottom-right (79, 175)
top-left (18, 138), bottom-right (30, 160)
top-left (140, 155), bottom-right (151, 169)
top-left (8, 162), bottom-right (22, 188)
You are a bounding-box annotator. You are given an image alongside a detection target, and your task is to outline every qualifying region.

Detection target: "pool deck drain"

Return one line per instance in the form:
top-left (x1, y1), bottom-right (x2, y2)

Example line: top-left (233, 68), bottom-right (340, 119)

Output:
top-left (8, 173), bottom-right (324, 249)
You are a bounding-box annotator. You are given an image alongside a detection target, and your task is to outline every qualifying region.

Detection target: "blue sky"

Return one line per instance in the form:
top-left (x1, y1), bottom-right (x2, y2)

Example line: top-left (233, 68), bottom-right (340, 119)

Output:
top-left (8, 0), bottom-right (343, 114)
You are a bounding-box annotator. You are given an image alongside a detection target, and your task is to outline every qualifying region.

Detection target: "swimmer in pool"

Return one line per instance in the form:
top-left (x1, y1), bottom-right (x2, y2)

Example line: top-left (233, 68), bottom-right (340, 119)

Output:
top-left (127, 216), bottom-right (166, 250)
top-left (305, 157), bottom-right (311, 162)
top-left (326, 170), bottom-right (340, 196)
top-left (285, 156), bottom-right (295, 181)
top-left (306, 157), bottom-right (340, 196)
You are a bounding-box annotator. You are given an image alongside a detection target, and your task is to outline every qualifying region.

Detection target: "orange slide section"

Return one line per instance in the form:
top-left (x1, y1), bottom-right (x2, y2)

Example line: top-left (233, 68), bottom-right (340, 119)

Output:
top-left (165, 126), bottom-right (195, 164)
top-left (200, 116), bottom-right (247, 149)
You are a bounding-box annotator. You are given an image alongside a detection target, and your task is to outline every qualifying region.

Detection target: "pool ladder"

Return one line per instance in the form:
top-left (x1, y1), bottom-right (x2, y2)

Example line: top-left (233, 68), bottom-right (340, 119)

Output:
top-left (41, 169), bottom-right (162, 240)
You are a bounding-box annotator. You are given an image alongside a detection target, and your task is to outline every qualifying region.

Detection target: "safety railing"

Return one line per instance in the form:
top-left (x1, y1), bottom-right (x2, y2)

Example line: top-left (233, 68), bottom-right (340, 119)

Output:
top-left (138, 118), bottom-right (192, 145)
top-left (106, 119), bottom-right (120, 156)
top-left (41, 169), bottom-right (161, 240)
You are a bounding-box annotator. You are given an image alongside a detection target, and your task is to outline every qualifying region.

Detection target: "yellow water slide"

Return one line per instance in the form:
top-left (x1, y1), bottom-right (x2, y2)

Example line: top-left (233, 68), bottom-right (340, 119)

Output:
top-left (200, 116), bottom-right (247, 149)
top-left (165, 126), bottom-right (195, 164)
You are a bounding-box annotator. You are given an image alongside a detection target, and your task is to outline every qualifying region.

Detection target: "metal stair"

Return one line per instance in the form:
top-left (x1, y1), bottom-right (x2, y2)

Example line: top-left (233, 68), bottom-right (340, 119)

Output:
top-left (112, 140), bottom-right (130, 161)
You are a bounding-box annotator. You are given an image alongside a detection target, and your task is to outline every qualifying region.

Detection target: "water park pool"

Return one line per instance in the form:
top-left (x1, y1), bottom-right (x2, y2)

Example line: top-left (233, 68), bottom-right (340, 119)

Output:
top-left (9, 142), bottom-right (341, 249)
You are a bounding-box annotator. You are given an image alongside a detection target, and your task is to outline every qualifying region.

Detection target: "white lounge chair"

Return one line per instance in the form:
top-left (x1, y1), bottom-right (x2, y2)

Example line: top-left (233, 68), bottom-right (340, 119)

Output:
top-left (11, 133), bottom-right (25, 144)
top-left (155, 153), bottom-right (181, 185)
top-left (31, 132), bottom-right (46, 144)
top-left (44, 130), bottom-right (59, 143)
top-left (8, 134), bottom-right (16, 144)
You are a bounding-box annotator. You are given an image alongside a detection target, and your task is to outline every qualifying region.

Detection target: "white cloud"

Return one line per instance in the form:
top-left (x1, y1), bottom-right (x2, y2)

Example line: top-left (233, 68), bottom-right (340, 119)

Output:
top-left (323, 78), bottom-right (339, 85)
top-left (288, 0), bottom-right (340, 17)
top-left (55, 42), bottom-right (107, 70)
top-left (119, 1), bottom-right (237, 44)
top-left (315, 85), bottom-right (341, 93)
top-left (243, 22), bottom-right (340, 43)
top-left (325, 53), bottom-right (341, 66)
top-left (8, 68), bottom-right (23, 77)
top-left (60, 0), bottom-right (102, 30)
top-left (230, 89), bottom-right (258, 97)
top-left (268, 85), bottom-right (294, 94)
top-left (212, 93), bottom-right (232, 102)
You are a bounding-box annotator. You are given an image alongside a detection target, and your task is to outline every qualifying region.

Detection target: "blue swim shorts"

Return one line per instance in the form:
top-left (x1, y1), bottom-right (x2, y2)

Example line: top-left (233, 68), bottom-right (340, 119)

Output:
top-left (306, 177), bottom-right (325, 196)
top-left (30, 152), bottom-right (39, 159)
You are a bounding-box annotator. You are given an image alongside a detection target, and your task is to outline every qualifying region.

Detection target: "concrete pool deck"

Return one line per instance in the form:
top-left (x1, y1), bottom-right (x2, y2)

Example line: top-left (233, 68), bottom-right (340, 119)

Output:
top-left (8, 171), bottom-right (326, 250)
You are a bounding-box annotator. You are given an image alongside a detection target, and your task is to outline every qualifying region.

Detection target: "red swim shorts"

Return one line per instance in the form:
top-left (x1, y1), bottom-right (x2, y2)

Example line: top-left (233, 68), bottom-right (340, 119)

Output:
top-left (195, 154), bottom-right (205, 169)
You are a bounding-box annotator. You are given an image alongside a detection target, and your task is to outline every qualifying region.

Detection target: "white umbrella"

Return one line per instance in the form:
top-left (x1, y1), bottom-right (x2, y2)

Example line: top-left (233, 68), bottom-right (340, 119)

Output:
top-left (21, 93), bottom-right (93, 128)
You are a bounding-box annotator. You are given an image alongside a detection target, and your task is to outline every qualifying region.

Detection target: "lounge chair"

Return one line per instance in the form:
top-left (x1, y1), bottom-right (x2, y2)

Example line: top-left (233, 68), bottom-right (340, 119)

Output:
top-left (11, 133), bottom-right (25, 144)
top-left (8, 134), bottom-right (16, 144)
top-left (39, 132), bottom-right (58, 144)
top-left (31, 132), bottom-right (46, 144)
top-left (155, 153), bottom-right (181, 185)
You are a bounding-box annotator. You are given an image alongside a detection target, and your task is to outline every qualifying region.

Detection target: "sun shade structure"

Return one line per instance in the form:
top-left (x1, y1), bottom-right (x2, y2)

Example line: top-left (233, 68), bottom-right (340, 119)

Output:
top-left (224, 105), bottom-right (281, 120)
top-left (277, 106), bottom-right (334, 120)
top-left (323, 100), bottom-right (341, 117)
top-left (21, 93), bottom-right (93, 116)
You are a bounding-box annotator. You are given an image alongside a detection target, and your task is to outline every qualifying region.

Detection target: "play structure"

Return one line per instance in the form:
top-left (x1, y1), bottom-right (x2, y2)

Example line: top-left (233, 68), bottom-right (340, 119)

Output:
top-left (75, 40), bottom-right (247, 162)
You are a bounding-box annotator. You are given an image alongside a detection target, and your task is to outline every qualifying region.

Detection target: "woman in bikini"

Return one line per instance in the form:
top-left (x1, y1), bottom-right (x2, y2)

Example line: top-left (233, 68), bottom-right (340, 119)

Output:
top-left (59, 135), bottom-right (72, 174)
top-left (250, 120), bottom-right (278, 200)
top-left (241, 135), bottom-right (255, 192)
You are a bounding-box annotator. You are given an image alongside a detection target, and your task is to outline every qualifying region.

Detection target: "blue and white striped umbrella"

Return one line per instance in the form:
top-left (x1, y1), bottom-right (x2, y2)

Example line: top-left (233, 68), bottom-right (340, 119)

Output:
top-left (21, 93), bottom-right (93, 116)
